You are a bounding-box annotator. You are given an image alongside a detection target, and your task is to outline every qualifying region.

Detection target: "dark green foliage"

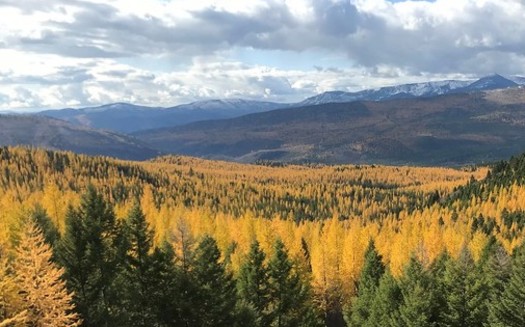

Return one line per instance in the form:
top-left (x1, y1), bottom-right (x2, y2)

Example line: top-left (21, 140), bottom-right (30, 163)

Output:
top-left (488, 244), bottom-right (525, 327)
top-left (237, 241), bottom-right (271, 327)
top-left (192, 236), bottom-right (238, 327)
top-left (450, 153), bottom-right (525, 205)
top-left (428, 251), bottom-right (451, 324)
top-left (267, 239), bottom-right (322, 327)
top-left (56, 186), bottom-right (125, 327)
top-left (118, 203), bottom-right (184, 327)
top-left (367, 269), bottom-right (402, 327)
top-left (394, 256), bottom-right (437, 327)
top-left (344, 239), bottom-right (385, 327)
top-left (119, 203), bottom-right (155, 325)
top-left (30, 204), bottom-right (60, 246)
top-left (481, 238), bottom-right (512, 327)
top-left (441, 247), bottom-right (489, 327)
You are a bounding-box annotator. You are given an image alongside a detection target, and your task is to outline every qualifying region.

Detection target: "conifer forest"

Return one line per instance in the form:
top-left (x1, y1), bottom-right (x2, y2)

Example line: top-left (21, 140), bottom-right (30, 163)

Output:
top-left (1, 146), bottom-right (525, 327)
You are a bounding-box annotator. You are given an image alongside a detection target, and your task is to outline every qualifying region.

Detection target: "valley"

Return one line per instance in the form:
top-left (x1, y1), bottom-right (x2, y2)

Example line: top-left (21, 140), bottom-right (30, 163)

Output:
top-left (0, 146), bottom-right (524, 326)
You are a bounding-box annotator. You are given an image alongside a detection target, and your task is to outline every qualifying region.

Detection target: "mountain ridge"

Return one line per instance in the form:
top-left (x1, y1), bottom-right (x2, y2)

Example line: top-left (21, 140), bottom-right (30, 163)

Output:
top-left (299, 74), bottom-right (522, 106)
top-left (38, 99), bottom-right (290, 134)
top-left (34, 74), bottom-right (524, 134)
top-left (0, 115), bottom-right (159, 160)
top-left (133, 88), bottom-right (525, 166)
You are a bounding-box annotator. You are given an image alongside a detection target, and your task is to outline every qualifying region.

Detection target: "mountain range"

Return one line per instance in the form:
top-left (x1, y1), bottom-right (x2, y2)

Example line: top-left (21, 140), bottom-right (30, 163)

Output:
top-left (39, 99), bottom-right (289, 134)
top-left (1, 74), bottom-right (525, 164)
top-left (37, 74), bottom-right (523, 134)
top-left (134, 88), bottom-right (525, 165)
top-left (299, 74), bottom-right (521, 106)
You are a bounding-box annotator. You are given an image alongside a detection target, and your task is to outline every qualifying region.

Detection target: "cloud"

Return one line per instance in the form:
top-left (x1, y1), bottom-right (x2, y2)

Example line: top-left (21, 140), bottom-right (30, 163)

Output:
top-left (0, 0), bottom-right (524, 110)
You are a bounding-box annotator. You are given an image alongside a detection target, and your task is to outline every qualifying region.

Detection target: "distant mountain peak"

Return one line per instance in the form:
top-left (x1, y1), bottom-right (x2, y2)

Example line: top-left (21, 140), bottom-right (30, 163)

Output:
top-left (466, 74), bottom-right (518, 91)
top-left (299, 79), bottom-right (472, 106)
top-left (299, 74), bottom-right (522, 106)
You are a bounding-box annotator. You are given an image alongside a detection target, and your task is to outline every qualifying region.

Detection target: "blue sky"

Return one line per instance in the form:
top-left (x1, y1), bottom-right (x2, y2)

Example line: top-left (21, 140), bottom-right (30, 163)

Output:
top-left (0, 0), bottom-right (523, 110)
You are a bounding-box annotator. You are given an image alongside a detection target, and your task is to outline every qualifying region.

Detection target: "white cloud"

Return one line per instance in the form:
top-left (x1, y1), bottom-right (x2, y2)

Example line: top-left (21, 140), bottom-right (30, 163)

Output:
top-left (0, 0), bottom-right (524, 110)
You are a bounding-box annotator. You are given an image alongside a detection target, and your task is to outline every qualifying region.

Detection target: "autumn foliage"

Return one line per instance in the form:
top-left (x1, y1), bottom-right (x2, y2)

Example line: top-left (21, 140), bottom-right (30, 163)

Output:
top-left (0, 146), bottom-right (525, 326)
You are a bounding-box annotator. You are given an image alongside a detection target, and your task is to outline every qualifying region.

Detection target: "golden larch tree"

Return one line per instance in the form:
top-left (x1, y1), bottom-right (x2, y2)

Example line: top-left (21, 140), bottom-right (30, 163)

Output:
top-left (12, 220), bottom-right (81, 327)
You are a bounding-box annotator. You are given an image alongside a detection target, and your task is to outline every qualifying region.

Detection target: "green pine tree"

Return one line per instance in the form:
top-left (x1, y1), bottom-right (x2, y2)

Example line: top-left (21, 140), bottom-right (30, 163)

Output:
top-left (119, 202), bottom-right (181, 327)
top-left (30, 204), bottom-right (60, 246)
top-left (367, 269), bottom-right (402, 327)
top-left (56, 186), bottom-right (124, 327)
top-left (237, 240), bottom-right (271, 327)
top-left (344, 239), bottom-right (385, 327)
top-left (267, 239), bottom-right (321, 327)
top-left (481, 238), bottom-right (512, 327)
top-left (441, 246), bottom-right (489, 327)
top-left (429, 250), bottom-right (451, 325)
top-left (192, 235), bottom-right (238, 327)
top-left (488, 243), bottom-right (525, 327)
top-left (393, 256), bottom-right (436, 327)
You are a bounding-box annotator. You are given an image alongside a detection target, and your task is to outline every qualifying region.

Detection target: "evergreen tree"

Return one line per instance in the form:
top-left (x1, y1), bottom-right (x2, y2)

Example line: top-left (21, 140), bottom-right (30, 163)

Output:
top-left (267, 239), bottom-right (321, 327)
top-left (118, 203), bottom-right (189, 327)
top-left (56, 186), bottom-right (124, 327)
top-left (120, 202), bottom-right (155, 325)
top-left (237, 240), bottom-right (271, 327)
top-left (488, 244), bottom-right (525, 326)
top-left (429, 251), bottom-right (451, 325)
top-left (367, 269), bottom-right (402, 327)
top-left (393, 256), bottom-right (436, 327)
top-left (148, 243), bottom-right (191, 327)
top-left (13, 220), bottom-right (80, 326)
top-left (119, 203), bottom-right (169, 326)
top-left (192, 235), bottom-right (238, 327)
top-left (30, 204), bottom-right (60, 246)
top-left (344, 239), bottom-right (385, 327)
top-left (481, 238), bottom-right (512, 327)
top-left (441, 247), bottom-right (489, 327)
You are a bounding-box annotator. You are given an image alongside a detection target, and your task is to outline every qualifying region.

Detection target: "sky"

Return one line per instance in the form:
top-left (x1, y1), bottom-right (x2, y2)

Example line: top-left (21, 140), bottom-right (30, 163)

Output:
top-left (0, 0), bottom-right (524, 110)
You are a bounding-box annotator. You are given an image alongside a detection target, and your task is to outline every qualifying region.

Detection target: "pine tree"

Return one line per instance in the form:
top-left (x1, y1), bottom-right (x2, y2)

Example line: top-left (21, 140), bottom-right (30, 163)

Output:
top-left (481, 238), bottom-right (512, 327)
top-left (119, 203), bottom-right (184, 327)
top-left (13, 220), bottom-right (80, 326)
top-left (267, 239), bottom-right (321, 327)
top-left (30, 204), bottom-right (60, 246)
top-left (344, 239), bottom-right (385, 327)
top-left (56, 186), bottom-right (124, 327)
top-left (192, 235), bottom-right (238, 327)
top-left (428, 251), bottom-right (451, 324)
top-left (237, 240), bottom-right (271, 327)
top-left (441, 247), bottom-right (489, 327)
top-left (488, 243), bottom-right (525, 326)
top-left (367, 269), bottom-right (402, 327)
top-left (393, 256), bottom-right (436, 327)
top-left (147, 244), bottom-right (189, 327)
top-left (119, 202), bottom-right (157, 326)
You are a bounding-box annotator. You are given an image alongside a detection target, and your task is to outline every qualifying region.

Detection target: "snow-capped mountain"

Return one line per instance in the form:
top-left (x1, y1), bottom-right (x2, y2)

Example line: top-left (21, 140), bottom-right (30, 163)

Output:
top-left (167, 99), bottom-right (289, 112)
top-left (37, 74), bottom-right (522, 134)
top-left (508, 75), bottom-right (525, 85)
top-left (299, 74), bottom-right (519, 106)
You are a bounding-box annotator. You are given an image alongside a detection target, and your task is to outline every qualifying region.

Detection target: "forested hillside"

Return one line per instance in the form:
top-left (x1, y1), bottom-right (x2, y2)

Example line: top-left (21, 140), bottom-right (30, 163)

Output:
top-left (135, 88), bottom-right (525, 165)
top-left (1, 147), bottom-right (525, 326)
